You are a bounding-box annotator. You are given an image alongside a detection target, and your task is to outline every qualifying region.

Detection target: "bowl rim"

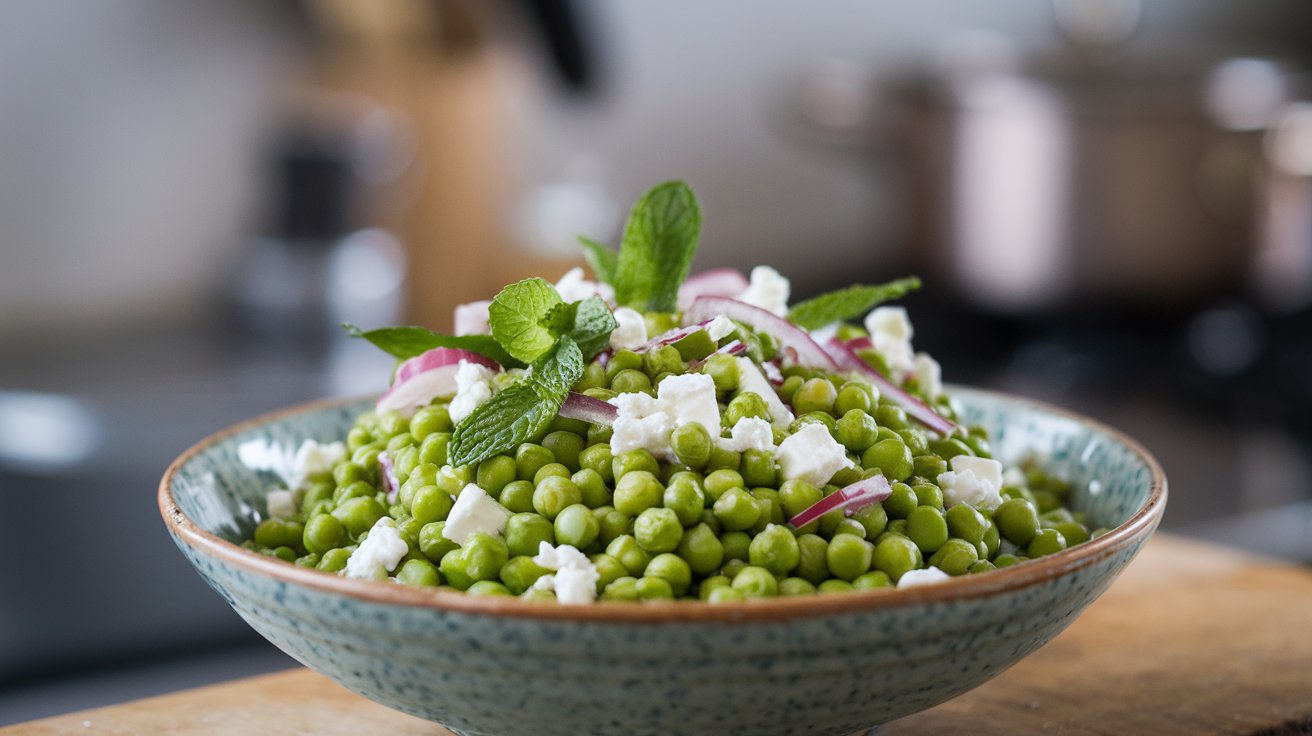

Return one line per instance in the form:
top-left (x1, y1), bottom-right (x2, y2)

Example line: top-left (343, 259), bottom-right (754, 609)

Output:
top-left (160, 386), bottom-right (1166, 623)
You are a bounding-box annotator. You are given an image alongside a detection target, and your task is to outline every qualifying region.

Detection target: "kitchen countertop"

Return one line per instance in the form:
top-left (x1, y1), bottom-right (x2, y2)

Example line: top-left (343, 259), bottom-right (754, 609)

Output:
top-left (6, 534), bottom-right (1311, 735)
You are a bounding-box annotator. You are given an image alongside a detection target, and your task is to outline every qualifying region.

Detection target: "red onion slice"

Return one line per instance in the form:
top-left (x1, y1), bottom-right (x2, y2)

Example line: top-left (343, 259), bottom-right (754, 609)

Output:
top-left (683, 296), bottom-right (839, 371)
top-left (827, 339), bottom-right (959, 437)
top-left (634, 319), bottom-right (714, 353)
top-left (376, 347), bottom-right (501, 415)
top-left (453, 300), bottom-right (492, 336)
top-left (558, 391), bottom-right (618, 426)
top-left (788, 474), bottom-right (893, 528)
top-left (677, 268), bottom-right (749, 309)
top-left (378, 451), bottom-right (399, 503)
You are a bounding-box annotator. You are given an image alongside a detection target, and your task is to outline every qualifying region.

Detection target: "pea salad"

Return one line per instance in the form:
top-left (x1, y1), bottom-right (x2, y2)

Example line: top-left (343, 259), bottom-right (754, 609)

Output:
top-left (239, 181), bottom-right (1100, 603)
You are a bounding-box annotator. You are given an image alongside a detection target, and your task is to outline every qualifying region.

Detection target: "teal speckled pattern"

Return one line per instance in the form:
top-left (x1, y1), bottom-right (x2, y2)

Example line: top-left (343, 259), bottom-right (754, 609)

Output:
top-left (162, 388), bottom-right (1165, 736)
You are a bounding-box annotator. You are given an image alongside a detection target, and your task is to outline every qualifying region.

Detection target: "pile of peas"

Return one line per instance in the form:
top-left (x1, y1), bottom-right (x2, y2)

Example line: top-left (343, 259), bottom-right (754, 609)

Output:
top-left (244, 325), bottom-right (1102, 602)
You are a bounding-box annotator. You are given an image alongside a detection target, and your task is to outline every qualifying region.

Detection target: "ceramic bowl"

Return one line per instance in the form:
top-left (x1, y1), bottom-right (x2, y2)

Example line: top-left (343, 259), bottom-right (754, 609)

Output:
top-left (160, 387), bottom-right (1166, 736)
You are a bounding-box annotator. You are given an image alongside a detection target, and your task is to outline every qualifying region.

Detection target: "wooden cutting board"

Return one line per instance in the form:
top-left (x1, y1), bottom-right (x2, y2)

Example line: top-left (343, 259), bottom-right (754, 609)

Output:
top-left (7, 534), bottom-right (1311, 735)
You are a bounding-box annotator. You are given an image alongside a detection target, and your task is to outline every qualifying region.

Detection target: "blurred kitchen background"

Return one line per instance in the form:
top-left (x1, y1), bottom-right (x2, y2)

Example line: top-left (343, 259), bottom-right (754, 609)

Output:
top-left (4, 0), bottom-right (1312, 724)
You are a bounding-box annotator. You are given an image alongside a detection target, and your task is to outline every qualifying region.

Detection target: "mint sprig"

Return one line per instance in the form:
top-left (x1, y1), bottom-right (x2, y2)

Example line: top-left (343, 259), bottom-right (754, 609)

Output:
top-left (448, 336), bottom-right (583, 466)
top-left (786, 277), bottom-right (922, 330)
top-left (581, 180), bottom-right (701, 313)
top-left (342, 324), bottom-right (523, 368)
top-left (489, 277), bottom-right (564, 364)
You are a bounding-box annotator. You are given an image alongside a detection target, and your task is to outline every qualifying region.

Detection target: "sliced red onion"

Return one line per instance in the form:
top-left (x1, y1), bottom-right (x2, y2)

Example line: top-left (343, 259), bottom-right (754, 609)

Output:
top-left (558, 391), bottom-right (618, 426)
top-left (677, 268), bottom-right (748, 309)
top-left (453, 300), bottom-right (492, 336)
top-left (844, 335), bottom-right (873, 352)
top-left (788, 475), bottom-right (893, 528)
top-left (762, 360), bottom-right (784, 385)
top-left (827, 339), bottom-right (959, 437)
top-left (378, 451), bottom-right (399, 503)
top-left (683, 296), bottom-right (839, 371)
top-left (376, 347), bottom-right (500, 415)
top-left (635, 319), bottom-right (714, 353)
top-left (688, 340), bottom-right (746, 370)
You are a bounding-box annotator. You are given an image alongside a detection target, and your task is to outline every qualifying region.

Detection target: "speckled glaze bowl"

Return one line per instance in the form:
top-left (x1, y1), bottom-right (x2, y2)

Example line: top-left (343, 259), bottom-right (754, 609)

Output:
top-left (160, 388), bottom-right (1165, 736)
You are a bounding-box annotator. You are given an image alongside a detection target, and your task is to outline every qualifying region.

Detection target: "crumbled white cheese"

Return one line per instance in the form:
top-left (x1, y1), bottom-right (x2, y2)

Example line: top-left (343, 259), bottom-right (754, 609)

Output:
top-left (238, 438), bottom-right (345, 491)
top-left (739, 265), bottom-right (791, 317)
top-left (937, 455), bottom-right (1005, 511)
top-left (897, 566), bottom-right (951, 588)
top-left (531, 542), bottom-right (599, 604)
top-left (609, 307), bottom-right (648, 350)
top-left (777, 423), bottom-right (854, 487)
top-left (345, 518), bottom-right (409, 580)
top-left (704, 315), bottom-right (736, 341)
top-left (609, 373), bottom-right (721, 459)
top-left (265, 488), bottom-right (297, 520)
top-left (912, 352), bottom-right (943, 399)
top-left (720, 417), bottom-right (776, 454)
top-left (448, 360), bottom-right (497, 424)
top-left (454, 299), bottom-right (491, 336)
top-left (864, 306), bottom-right (916, 378)
top-left (555, 267), bottom-right (615, 304)
top-left (442, 483), bottom-right (512, 545)
top-left (735, 357), bottom-right (794, 428)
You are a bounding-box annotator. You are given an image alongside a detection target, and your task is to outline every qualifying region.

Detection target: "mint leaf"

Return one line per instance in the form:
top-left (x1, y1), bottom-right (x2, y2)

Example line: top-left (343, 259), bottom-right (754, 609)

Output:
top-left (612, 181), bottom-right (702, 313)
top-left (786, 277), bottom-right (922, 330)
top-left (489, 278), bottom-right (564, 364)
top-left (578, 236), bottom-right (618, 285)
top-left (342, 324), bottom-right (522, 368)
top-left (448, 336), bottom-right (584, 467)
top-left (565, 297), bottom-right (617, 360)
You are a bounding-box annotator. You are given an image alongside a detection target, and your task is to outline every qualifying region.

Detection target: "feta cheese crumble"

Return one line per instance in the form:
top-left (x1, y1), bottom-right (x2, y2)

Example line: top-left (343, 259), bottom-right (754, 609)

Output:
top-left (739, 265), bottom-right (791, 317)
top-left (442, 483), bottom-right (512, 545)
top-left (704, 315), bottom-right (736, 341)
top-left (609, 373), bottom-right (721, 459)
top-left (897, 566), bottom-right (951, 588)
top-left (777, 423), bottom-right (854, 487)
top-left (864, 306), bottom-right (916, 378)
top-left (720, 417), bottom-right (776, 454)
top-left (912, 352), bottom-right (942, 399)
top-left (532, 542), bottom-right (600, 604)
top-left (555, 267), bottom-right (615, 304)
top-left (657, 373), bottom-right (721, 438)
top-left (241, 439), bottom-right (346, 519)
top-left (609, 307), bottom-right (648, 350)
top-left (345, 518), bottom-right (408, 580)
top-left (937, 455), bottom-right (1005, 511)
top-left (735, 357), bottom-right (794, 428)
top-left (265, 488), bottom-right (297, 520)
top-left (448, 360), bottom-right (497, 424)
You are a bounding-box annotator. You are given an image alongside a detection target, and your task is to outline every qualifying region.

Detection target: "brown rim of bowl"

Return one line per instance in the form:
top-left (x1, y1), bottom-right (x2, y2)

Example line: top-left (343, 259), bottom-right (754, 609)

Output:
top-left (160, 387), bottom-right (1166, 624)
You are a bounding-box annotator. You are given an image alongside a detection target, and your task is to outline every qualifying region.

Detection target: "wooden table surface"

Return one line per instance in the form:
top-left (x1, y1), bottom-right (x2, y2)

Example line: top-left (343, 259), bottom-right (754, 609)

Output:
top-left (7, 534), bottom-right (1311, 735)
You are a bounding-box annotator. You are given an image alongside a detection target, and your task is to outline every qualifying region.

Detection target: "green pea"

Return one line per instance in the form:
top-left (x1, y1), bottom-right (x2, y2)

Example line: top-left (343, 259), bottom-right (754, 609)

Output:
top-left (418, 521), bottom-right (458, 563)
top-left (928, 538), bottom-right (978, 576)
top-left (850, 503), bottom-right (889, 540)
top-left (833, 409), bottom-right (878, 452)
top-left (417, 432), bottom-right (451, 467)
top-left (663, 473), bottom-right (706, 526)
top-left (643, 345), bottom-right (685, 378)
top-left (472, 455), bottom-right (516, 498)
top-left (852, 570), bottom-right (893, 590)
top-left (497, 480), bottom-right (534, 514)
top-left (671, 423), bottom-right (713, 469)
top-left (791, 378), bottom-right (837, 416)
top-left (644, 553), bottom-right (692, 597)
top-left (707, 586), bottom-right (746, 603)
top-left (713, 487), bottom-right (761, 531)
top-left (674, 329), bottom-right (719, 362)
top-left (832, 518), bottom-right (867, 537)
top-left (529, 475), bottom-right (581, 520)
top-left (982, 521), bottom-right (1000, 559)
top-left (676, 523), bottom-right (724, 576)
top-left (702, 353), bottom-right (741, 392)
top-left (434, 464), bottom-right (473, 495)
top-left (725, 392), bottom-right (772, 427)
top-left (499, 555), bottom-right (551, 595)
top-left (303, 514), bottom-right (347, 554)
top-left (699, 509), bottom-right (723, 536)
top-left (777, 375), bottom-right (805, 404)
top-left (613, 470), bottom-right (663, 517)
top-left (541, 431), bottom-right (586, 472)
top-left (834, 384), bottom-right (874, 415)
top-left (332, 497), bottom-right (386, 538)
top-left (703, 468), bottom-right (745, 503)
top-left (605, 349), bottom-right (643, 380)
top-left (578, 444), bottom-right (615, 485)
top-left (698, 575), bottom-right (733, 600)
top-left (790, 411), bottom-right (837, 435)
top-left (463, 533), bottom-right (509, 581)
top-left (719, 530), bottom-right (752, 562)
top-left (705, 446), bottom-right (741, 472)
top-left (333, 480), bottom-right (375, 505)
top-left (968, 560), bottom-right (997, 574)
top-left (749, 488), bottom-right (786, 533)
top-left (513, 443), bottom-right (554, 482)
top-left (467, 580), bottom-right (512, 597)
top-left (912, 455), bottom-right (947, 482)
top-left (439, 549), bottom-right (473, 590)
top-left (394, 558), bottom-right (440, 587)
top-left (409, 405), bottom-right (452, 441)
top-left (613, 449), bottom-right (660, 480)
top-left (946, 504), bottom-right (989, 546)
top-left (408, 485), bottom-right (452, 526)
top-left (606, 534), bottom-right (652, 576)
top-left (778, 479), bottom-right (823, 522)
top-left (317, 547), bottom-right (351, 573)
top-left (962, 434), bottom-right (991, 458)
top-left (993, 498), bottom-right (1039, 546)
top-left (740, 450), bottom-right (777, 488)
top-left (873, 535), bottom-right (923, 582)
top-left (748, 524), bottom-right (801, 576)
top-left (377, 410), bottom-right (409, 438)
top-left (551, 504), bottom-right (599, 549)
top-left (928, 437), bottom-right (973, 462)
top-left (826, 534), bottom-right (874, 581)
top-left (883, 482), bottom-right (918, 519)
top-left (994, 553), bottom-right (1024, 568)
top-left (301, 482), bottom-right (335, 517)
top-left (393, 445), bottom-right (421, 482)
top-left (590, 553), bottom-right (628, 593)
top-left (1026, 528), bottom-right (1067, 558)
top-left (911, 482), bottom-right (944, 510)
top-left (906, 505), bottom-right (949, 554)
top-left (633, 507), bottom-right (683, 553)
top-left (720, 558), bottom-right (747, 580)
top-left (636, 576), bottom-right (675, 601)
top-left (1053, 521), bottom-right (1091, 546)
top-left (601, 576), bottom-right (640, 601)
top-left (575, 359), bottom-right (608, 392)
top-left (731, 565), bottom-right (779, 598)
top-left (817, 579), bottom-right (855, 595)
top-left (862, 438), bottom-right (914, 481)
top-left (610, 368), bottom-right (652, 394)
top-left (346, 427), bottom-right (372, 453)
top-left (533, 462), bottom-right (572, 485)
top-left (885, 518), bottom-right (909, 537)
top-left (874, 404), bottom-right (909, 430)
top-left (593, 506), bottom-right (631, 546)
